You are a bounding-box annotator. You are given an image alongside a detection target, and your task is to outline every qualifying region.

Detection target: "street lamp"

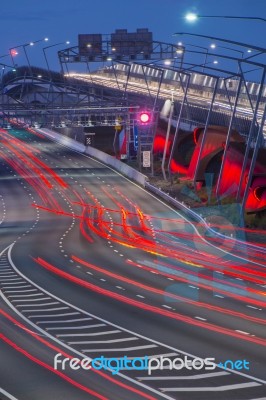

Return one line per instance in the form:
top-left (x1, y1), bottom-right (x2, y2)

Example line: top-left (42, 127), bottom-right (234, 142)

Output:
top-left (181, 60), bottom-right (218, 73)
top-left (9, 38), bottom-right (49, 74)
top-left (43, 41), bottom-right (70, 78)
top-left (0, 52), bottom-right (15, 64)
top-left (177, 40), bottom-right (221, 73)
top-left (185, 13), bottom-right (266, 23)
top-left (181, 42), bottom-right (210, 72)
top-left (210, 43), bottom-right (244, 58)
top-left (0, 61), bottom-right (17, 88)
top-left (174, 32), bottom-right (266, 63)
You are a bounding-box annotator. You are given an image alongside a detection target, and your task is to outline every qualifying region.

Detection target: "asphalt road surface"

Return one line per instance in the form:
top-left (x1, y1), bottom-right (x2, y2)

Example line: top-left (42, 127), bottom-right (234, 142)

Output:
top-left (0, 127), bottom-right (265, 400)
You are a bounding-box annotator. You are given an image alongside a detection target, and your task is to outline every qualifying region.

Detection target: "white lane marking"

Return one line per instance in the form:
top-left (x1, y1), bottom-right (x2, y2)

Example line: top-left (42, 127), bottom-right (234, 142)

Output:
top-left (136, 294), bottom-right (145, 299)
top-left (214, 294), bottom-right (224, 298)
top-left (0, 268), bottom-right (13, 272)
top-left (246, 305), bottom-right (262, 311)
top-left (38, 317), bottom-right (90, 324)
top-left (138, 371), bottom-right (230, 380)
top-left (235, 330), bottom-right (250, 336)
top-left (82, 344), bottom-right (158, 353)
top-left (195, 316), bottom-right (207, 321)
top-left (22, 307), bottom-right (69, 313)
top-left (2, 243), bottom-right (266, 392)
top-left (8, 293), bottom-right (43, 298)
top-left (47, 324), bottom-right (99, 331)
top-left (0, 388), bottom-right (19, 400)
top-left (0, 277), bottom-right (24, 281)
top-left (0, 273), bottom-right (16, 277)
top-left (3, 289), bottom-right (37, 293)
top-left (252, 398), bottom-right (266, 400)
top-left (12, 297), bottom-right (51, 302)
top-left (110, 353), bottom-right (179, 361)
top-left (67, 337), bottom-right (138, 344)
top-left (162, 305), bottom-right (172, 309)
top-left (17, 302), bottom-right (59, 308)
top-left (57, 324), bottom-right (109, 335)
top-left (160, 382), bottom-right (261, 392)
top-left (66, 330), bottom-right (122, 341)
top-left (1, 285), bottom-right (32, 289)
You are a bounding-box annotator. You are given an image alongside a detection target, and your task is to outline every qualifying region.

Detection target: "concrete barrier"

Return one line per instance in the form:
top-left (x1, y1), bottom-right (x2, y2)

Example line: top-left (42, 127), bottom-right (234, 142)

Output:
top-left (84, 146), bottom-right (148, 186)
top-left (37, 127), bottom-right (264, 252)
top-left (38, 128), bottom-right (148, 186)
top-left (145, 182), bottom-right (266, 253)
top-left (37, 128), bottom-right (86, 153)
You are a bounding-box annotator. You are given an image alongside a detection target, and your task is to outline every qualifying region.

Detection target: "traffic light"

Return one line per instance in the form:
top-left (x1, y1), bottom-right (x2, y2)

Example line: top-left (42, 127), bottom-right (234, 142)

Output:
top-left (138, 111), bottom-right (152, 125)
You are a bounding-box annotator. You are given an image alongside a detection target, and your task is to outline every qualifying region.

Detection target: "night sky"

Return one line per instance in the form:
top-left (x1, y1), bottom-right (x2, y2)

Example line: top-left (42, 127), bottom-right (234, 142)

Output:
top-left (1, 0), bottom-right (266, 73)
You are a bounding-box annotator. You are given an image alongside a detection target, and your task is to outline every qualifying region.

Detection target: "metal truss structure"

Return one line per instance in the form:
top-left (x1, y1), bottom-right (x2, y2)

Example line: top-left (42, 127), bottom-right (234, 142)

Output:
top-left (58, 40), bottom-right (184, 66)
top-left (1, 33), bottom-right (266, 215)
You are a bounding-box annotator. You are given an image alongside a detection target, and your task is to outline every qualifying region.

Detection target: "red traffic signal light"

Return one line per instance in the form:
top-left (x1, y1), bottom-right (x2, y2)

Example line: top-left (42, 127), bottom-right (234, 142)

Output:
top-left (138, 111), bottom-right (151, 124)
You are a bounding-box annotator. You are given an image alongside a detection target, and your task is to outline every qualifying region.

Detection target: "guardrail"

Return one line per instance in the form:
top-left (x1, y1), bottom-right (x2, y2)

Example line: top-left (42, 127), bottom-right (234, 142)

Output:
top-left (37, 126), bottom-right (265, 254)
top-left (37, 128), bottom-right (147, 186)
top-left (84, 146), bottom-right (148, 186)
top-left (145, 182), bottom-right (266, 254)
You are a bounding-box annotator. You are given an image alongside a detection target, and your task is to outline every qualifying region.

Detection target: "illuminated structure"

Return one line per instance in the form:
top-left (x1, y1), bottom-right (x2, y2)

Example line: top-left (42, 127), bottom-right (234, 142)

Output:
top-left (1, 29), bottom-right (266, 214)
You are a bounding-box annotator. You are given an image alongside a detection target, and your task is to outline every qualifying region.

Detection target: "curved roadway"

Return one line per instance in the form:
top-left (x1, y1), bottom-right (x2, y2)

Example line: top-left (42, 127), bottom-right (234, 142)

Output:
top-left (0, 127), bottom-right (265, 400)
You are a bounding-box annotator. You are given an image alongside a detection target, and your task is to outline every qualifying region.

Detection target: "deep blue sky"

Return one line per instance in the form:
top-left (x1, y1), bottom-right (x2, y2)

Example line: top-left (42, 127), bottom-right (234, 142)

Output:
top-left (1, 0), bottom-right (266, 73)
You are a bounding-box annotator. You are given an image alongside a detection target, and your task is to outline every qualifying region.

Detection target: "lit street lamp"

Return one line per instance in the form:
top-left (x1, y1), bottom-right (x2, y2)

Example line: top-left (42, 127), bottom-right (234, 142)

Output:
top-left (174, 32), bottom-right (266, 63)
top-left (0, 62), bottom-right (17, 86)
top-left (43, 41), bottom-right (70, 78)
top-left (210, 43), bottom-right (244, 58)
top-left (181, 60), bottom-right (218, 73)
top-left (185, 13), bottom-right (266, 23)
top-left (179, 42), bottom-right (211, 72)
top-left (9, 38), bottom-right (49, 74)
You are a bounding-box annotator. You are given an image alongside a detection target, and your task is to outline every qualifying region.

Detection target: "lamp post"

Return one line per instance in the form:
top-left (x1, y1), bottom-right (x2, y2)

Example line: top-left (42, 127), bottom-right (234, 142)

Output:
top-left (174, 32), bottom-right (266, 65)
top-left (9, 38), bottom-right (49, 75)
top-left (144, 44), bottom-right (185, 69)
top-left (162, 89), bottom-right (174, 180)
top-left (0, 62), bottom-right (16, 87)
top-left (175, 48), bottom-right (185, 69)
top-left (185, 13), bottom-right (266, 23)
top-left (180, 60), bottom-right (218, 72)
top-left (179, 42), bottom-right (210, 72)
top-left (209, 44), bottom-right (244, 74)
top-left (0, 53), bottom-right (15, 63)
top-left (43, 41), bottom-right (70, 78)
top-left (174, 31), bottom-right (266, 220)
top-left (210, 43), bottom-right (244, 59)
top-left (0, 62), bottom-right (17, 126)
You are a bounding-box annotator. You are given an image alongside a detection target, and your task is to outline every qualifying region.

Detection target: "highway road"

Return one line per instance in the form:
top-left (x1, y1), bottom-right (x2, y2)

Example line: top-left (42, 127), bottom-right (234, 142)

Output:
top-left (69, 72), bottom-right (266, 130)
top-left (0, 126), bottom-right (265, 399)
